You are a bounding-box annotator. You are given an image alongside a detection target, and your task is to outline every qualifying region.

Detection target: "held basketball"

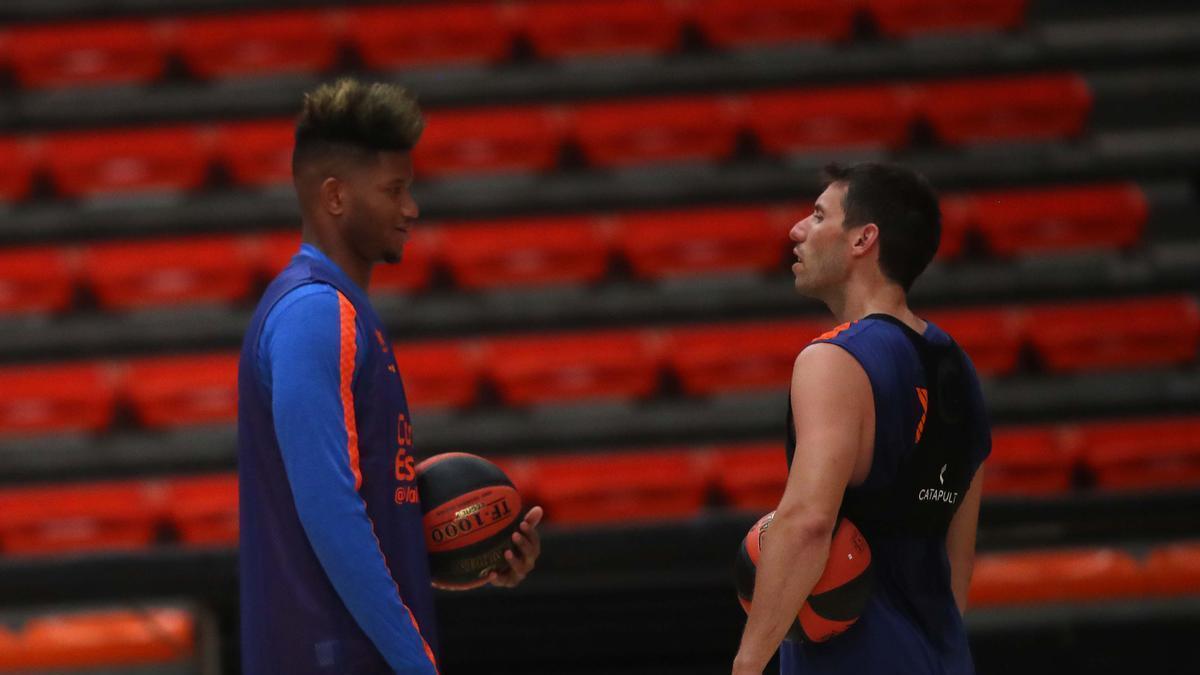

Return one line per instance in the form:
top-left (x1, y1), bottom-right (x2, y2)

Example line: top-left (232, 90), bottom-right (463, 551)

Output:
top-left (734, 512), bottom-right (873, 642)
top-left (416, 452), bottom-right (524, 590)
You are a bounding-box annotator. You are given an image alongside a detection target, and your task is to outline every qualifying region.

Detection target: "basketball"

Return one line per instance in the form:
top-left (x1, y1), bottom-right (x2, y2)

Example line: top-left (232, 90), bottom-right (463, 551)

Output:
top-left (734, 512), bottom-right (873, 642)
top-left (416, 452), bottom-right (524, 589)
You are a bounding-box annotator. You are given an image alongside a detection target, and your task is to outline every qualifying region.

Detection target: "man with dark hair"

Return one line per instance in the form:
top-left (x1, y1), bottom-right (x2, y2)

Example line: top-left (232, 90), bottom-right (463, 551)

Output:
top-left (237, 79), bottom-right (542, 674)
top-left (733, 162), bottom-right (990, 674)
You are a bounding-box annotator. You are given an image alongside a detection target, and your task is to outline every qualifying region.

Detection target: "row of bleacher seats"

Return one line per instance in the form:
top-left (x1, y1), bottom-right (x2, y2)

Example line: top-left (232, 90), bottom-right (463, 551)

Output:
top-left (0, 72), bottom-right (1091, 202)
top-left (0, 181), bottom-right (1147, 315)
top-left (0, 0), bottom-right (1029, 90)
top-left (0, 295), bottom-right (1194, 435)
top-left (0, 606), bottom-right (195, 673)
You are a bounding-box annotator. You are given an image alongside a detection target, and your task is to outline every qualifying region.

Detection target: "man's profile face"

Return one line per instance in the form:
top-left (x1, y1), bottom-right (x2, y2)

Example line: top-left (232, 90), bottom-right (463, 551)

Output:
top-left (789, 182), bottom-right (854, 297)
top-left (342, 150), bottom-right (418, 266)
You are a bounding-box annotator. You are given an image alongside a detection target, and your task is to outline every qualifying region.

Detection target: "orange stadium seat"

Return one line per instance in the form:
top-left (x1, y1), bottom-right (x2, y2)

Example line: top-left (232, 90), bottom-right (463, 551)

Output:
top-left (0, 362), bottom-right (116, 436)
top-left (490, 456), bottom-right (536, 503)
top-left (969, 548), bottom-right (1144, 607)
top-left (1026, 295), bottom-right (1200, 372)
top-left (256, 230), bottom-right (304, 278)
top-left (519, 0), bottom-right (681, 59)
top-left (1071, 417), bottom-right (1200, 491)
top-left (348, 3), bottom-right (515, 69)
top-left (7, 20), bottom-right (167, 89)
top-left (690, 0), bottom-right (856, 48)
top-left (11, 608), bottom-right (195, 670)
top-left (665, 320), bottom-right (827, 396)
top-left (985, 426), bottom-right (1074, 495)
top-left (923, 307), bottom-right (1024, 376)
top-left (0, 481), bottom-right (158, 555)
top-left (165, 474), bottom-right (239, 546)
top-left (0, 137), bottom-right (37, 202)
top-left (84, 236), bottom-right (255, 310)
top-left (415, 106), bottom-right (565, 178)
top-left (0, 246), bottom-right (76, 315)
top-left (392, 341), bottom-right (480, 411)
top-left (573, 95), bottom-right (740, 168)
top-left (124, 353), bottom-right (240, 429)
top-left (711, 442), bottom-right (788, 511)
top-left (865, 0), bottom-right (1027, 38)
top-left (746, 86), bottom-right (916, 155)
top-left (214, 118), bottom-right (296, 188)
top-left (618, 205), bottom-right (786, 280)
top-left (529, 450), bottom-right (707, 524)
top-left (970, 183), bottom-right (1147, 256)
top-left (484, 330), bottom-right (660, 406)
top-left (440, 216), bottom-right (609, 290)
top-left (43, 126), bottom-right (211, 198)
top-left (1144, 542), bottom-right (1200, 597)
top-left (176, 10), bottom-right (339, 80)
top-left (919, 74), bottom-right (1092, 145)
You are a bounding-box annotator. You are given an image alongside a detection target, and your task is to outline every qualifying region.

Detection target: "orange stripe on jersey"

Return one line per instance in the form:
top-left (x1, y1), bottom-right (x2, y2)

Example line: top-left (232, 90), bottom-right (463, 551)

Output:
top-left (915, 387), bottom-right (929, 443)
top-left (337, 292), bottom-right (363, 492)
top-left (812, 321), bottom-right (853, 342)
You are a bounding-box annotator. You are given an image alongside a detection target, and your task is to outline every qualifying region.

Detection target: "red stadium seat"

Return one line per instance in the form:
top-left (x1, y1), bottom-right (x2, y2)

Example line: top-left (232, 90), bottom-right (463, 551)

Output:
top-left (0, 246), bottom-right (76, 315)
top-left (937, 194), bottom-right (972, 260)
top-left (490, 456), bottom-right (536, 503)
top-left (124, 353), bottom-right (240, 429)
top-left (484, 330), bottom-right (660, 406)
top-left (969, 548), bottom-right (1144, 606)
top-left (176, 10), bottom-right (339, 80)
top-left (165, 474), bottom-right (238, 546)
top-left (865, 0), bottom-right (1026, 38)
top-left (43, 126), bottom-right (211, 199)
top-left (711, 442), bottom-right (787, 511)
top-left (746, 86), bottom-right (916, 155)
top-left (618, 205), bottom-right (786, 280)
top-left (0, 362), bottom-right (116, 436)
top-left (214, 118), bottom-right (295, 188)
top-left (985, 426), bottom-right (1073, 495)
top-left (1070, 417), bottom-right (1200, 491)
top-left (1026, 295), bottom-right (1200, 372)
top-left (347, 3), bottom-right (515, 69)
top-left (11, 608), bottom-right (194, 670)
top-left (690, 0), bottom-right (856, 49)
top-left (370, 230), bottom-right (438, 294)
top-left (415, 106), bottom-right (565, 178)
top-left (529, 450), bottom-right (707, 524)
top-left (665, 320), bottom-right (827, 396)
top-left (970, 183), bottom-right (1147, 256)
top-left (84, 236), bottom-right (255, 310)
top-left (922, 307), bottom-right (1024, 376)
top-left (519, 0), bottom-right (681, 59)
top-left (919, 74), bottom-right (1092, 145)
top-left (440, 216), bottom-right (609, 290)
top-left (392, 341), bottom-right (480, 411)
top-left (8, 20), bottom-right (167, 89)
top-left (0, 481), bottom-right (158, 555)
top-left (1145, 542), bottom-right (1200, 597)
top-left (573, 95), bottom-right (740, 168)
top-left (0, 137), bottom-right (37, 203)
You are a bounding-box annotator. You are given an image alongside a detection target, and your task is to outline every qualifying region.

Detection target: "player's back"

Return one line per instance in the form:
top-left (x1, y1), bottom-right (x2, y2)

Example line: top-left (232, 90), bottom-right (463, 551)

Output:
top-left (781, 315), bottom-right (991, 675)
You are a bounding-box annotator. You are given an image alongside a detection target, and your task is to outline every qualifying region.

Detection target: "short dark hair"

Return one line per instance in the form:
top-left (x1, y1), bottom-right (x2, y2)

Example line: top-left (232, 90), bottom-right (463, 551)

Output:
top-left (292, 78), bottom-right (424, 174)
top-left (822, 162), bottom-right (941, 291)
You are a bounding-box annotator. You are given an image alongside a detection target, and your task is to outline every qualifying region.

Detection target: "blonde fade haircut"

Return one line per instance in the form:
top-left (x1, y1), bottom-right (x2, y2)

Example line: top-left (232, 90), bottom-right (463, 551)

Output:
top-left (292, 78), bottom-right (424, 177)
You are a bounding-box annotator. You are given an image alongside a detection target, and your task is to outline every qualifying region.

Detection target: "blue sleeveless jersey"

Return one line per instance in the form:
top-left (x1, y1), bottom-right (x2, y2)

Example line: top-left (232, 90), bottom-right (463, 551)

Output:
top-left (238, 245), bottom-right (438, 674)
top-left (781, 315), bottom-right (991, 675)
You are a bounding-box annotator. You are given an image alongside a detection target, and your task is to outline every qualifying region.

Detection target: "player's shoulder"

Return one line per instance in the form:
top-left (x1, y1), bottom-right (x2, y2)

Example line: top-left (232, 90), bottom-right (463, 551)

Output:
top-left (809, 316), bottom-right (909, 350)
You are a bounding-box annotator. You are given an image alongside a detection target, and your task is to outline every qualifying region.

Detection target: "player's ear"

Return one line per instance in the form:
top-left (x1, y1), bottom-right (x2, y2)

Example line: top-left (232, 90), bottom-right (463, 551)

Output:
top-left (849, 223), bottom-right (879, 257)
top-left (320, 176), bottom-right (346, 217)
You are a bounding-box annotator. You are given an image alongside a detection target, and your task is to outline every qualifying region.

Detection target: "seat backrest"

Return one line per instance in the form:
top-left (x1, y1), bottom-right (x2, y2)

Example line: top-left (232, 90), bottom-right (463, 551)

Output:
top-left (572, 94), bottom-right (741, 168)
top-left (617, 205), bottom-right (784, 280)
top-left (0, 246), bottom-right (76, 315)
top-left (441, 216), bottom-right (609, 290)
top-left (83, 236), bottom-right (254, 310)
top-left (690, 0), bottom-right (856, 49)
top-left (43, 125), bottom-right (211, 199)
top-left (175, 10), bottom-right (340, 79)
top-left (123, 352), bottom-right (241, 429)
top-left (519, 0), bottom-right (682, 59)
top-left (0, 362), bottom-right (116, 436)
top-left (348, 3), bottom-right (515, 69)
top-left (8, 20), bottom-right (167, 89)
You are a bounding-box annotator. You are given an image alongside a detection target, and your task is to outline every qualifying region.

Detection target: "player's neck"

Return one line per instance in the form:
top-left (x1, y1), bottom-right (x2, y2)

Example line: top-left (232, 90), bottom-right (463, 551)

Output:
top-left (301, 226), bottom-right (374, 292)
top-left (827, 275), bottom-right (923, 334)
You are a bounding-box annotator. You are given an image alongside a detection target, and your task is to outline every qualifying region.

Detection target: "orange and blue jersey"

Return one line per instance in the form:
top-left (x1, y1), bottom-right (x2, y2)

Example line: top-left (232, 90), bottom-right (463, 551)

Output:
top-left (237, 243), bottom-right (438, 674)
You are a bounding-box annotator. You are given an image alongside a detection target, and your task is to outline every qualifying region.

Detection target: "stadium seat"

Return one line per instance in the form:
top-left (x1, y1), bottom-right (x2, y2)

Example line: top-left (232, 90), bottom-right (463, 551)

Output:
top-left (0, 137), bottom-right (37, 203)
top-left (392, 341), bottom-right (480, 411)
top-left (970, 183), bottom-right (1147, 256)
top-left (1144, 542), bottom-right (1200, 597)
top-left (176, 10), bottom-right (340, 80)
top-left (347, 3), bottom-right (515, 69)
top-left (440, 216), bottom-right (609, 290)
top-left (746, 86), bottom-right (916, 155)
top-left (256, 230), bottom-right (304, 278)
top-left (985, 426), bottom-right (1074, 495)
top-left (573, 95), bottom-right (740, 168)
top-left (490, 456), bottom-right (536, 503)
top-left (969, 548), bottom-right (1144, 606)
top-left (11, 608), bottom-right (194, 670)
top-left (617, 205), bottom-right (786, 280)
top-left (665, 320), bottom-right (827, 396)
top-left (690, 0), bottom-right (856, 49)
top-left (865, 0), bottom-right (1027, 38)
top-left (0, 481), bottom-right (157, 555)
top-left (519, 0), bottom-right (681, 59)
top-left (214, 118), bottom-right (296, 188)
top-left (165, 474), bottom-right (238, 546)
top-left (529, 450), bottom-right (707, 524)
top-left (484, 330), bottom-right (660, 406)
top-left (124, 353), bottom-right (240, 429)
top-left (937, 194), bottom-right (972, 260)
top-left (1026, 295), bottom-right (1200, 372)
top-left (7, 20), bottom-right (167, 89)
top-left (710, 442), bottom-right (787, 511)
top-left (0, 246), bottom-right (76, 315)
top-left (919, 74), bottom-right (1092, 145)
top-left (415, 106), bottom-right (565, 177)
top-left (0, 362), bottom-right (116, 436)
top-left (922, 307), bottom-right (1025, 376)
top-left (83, 236), bottom-right (255, 310)
top-left (370, 230), bottom-right (437, 294)
top-left (43, 126), bottom-right (211, 198)
top-left (1070, 417), bottom-right (1200, 491)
